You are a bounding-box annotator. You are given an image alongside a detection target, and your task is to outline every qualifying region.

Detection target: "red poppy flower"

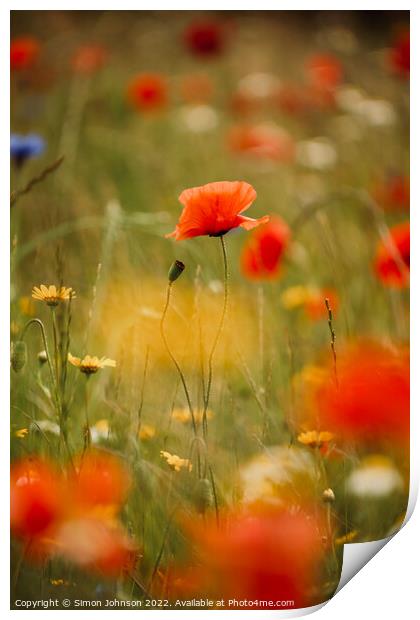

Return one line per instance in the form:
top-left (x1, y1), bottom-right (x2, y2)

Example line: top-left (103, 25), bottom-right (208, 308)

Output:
top-left (228, 124), bottom-right (295, 162)
top-left (184, 20), bottom-right (225, 57)
top-left (185, 508), bottom-right (326, 607)
top-left (371, 175), bottom-right (410, 212)
top-left (127, 73), bottom-right (167, 112)
top-left (166, 181), bottom-right (268, 241)
top-left (70, 450), bottom-right (131, 509)
top-left (71, 44), bottom-right (107, 74)
top-left (315, 342), bottom-right (409, 445)
top-left (11, 37), bottom-right (40, 71)
top-left (10, 459), bottom-right (64, 539)
top-left (389, 30), bottom-right (410, 78)
top-left (374, 221), bottom-right (410, 287)
top-left (241, 217), bottom-right (290, 281)
top-left (304, 288), bottom-right (339, 321)
top-left (306, 53), bottom-right (343, 91)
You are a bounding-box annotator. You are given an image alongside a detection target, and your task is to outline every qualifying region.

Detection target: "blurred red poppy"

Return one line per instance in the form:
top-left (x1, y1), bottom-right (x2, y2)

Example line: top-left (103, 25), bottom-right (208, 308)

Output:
top-left (306, 53), bottom-right (343, 91)
top-left (70, 450), bottom-right (131, 509)
top-left (166, 181), bottom-right (268, 241)
top-left (127, 73), bottom-right (167, 112)
top-left (304, 288), bottom-right (339, 321)
top-left (374, 221), bottom-right (410, 287)
top-left (184, 20), bottom-right (225, 57)
top-left (228, 124), bottom-right (295, 162)
top-left (389, 30), bottom-right (410, 78)
top-left (277, 83), bottom-right (309, 116)
top-left (315, 342), bottom-right (409, 445)
top-left (10, 458), bottom-right (64, 539)
top-left (71, 44), bottom-right (107, 74)
top-left (184, 508), bottom-right (326, 607)
top-left (180, 73), bottom-right (213, 103)
top-left (371, 175), bottom-right (410, 212)
top-left (11, 36), bottom-right (40, 71)
top-left (241, 217), bottom-right (291, 281)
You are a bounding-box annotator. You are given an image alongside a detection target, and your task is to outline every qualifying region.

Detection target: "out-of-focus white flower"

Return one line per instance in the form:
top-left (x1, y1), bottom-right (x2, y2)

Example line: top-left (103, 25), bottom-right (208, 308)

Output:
top-left (336, 86), bottom-right (367, 113)
top-left (347, 456), bottom-right (404, 498)
top-left (354, 99), bottom-right (396, 127)
top-left (296, 138), bottom-right (337, 171)
top-left (208, 279), bottom-right (223, 294)
top-left (90, 419), bottom-right (111, 443)
top-left (238, 72), bottom-right (280, 99)
top-left (240, 446), bottom-right (318, 507)
top-left (32, 420), bottom-right (60, 435)
top-left (178, 104), bottom-right (219, 133)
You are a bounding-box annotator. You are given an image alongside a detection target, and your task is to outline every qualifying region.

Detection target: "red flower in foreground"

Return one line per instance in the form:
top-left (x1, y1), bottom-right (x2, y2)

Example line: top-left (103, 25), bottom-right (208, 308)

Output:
top-left (71, 45), bottom-right (107, 74)
top-left (241, 217), bottom-right (291, 281)
top-left (228, 124), bottom-right (295, 162)
top-left (389, 30), bottom-right (410, 78)
top-left (180, 508), bottom-right (326, 608)
top-left (166, 181), bottom-right (268, 241)
top-left (306, 53), bottom-right (343, 91)
top-left (371, 174), bottom-right (410, 212)
top-left (11, 459), bottom-right (64, 540)
top-left (127, 73), bottom-right (167, 112)
top-left (374, 221), bottom-right (410, 287)
top-left (11, 450), bottom-right (137, 577)
top-left (315, 342), bottom-right (409, 445)
top-left (11, 37), bottom-right (40, 71)
top-left (184, 20), bottom-right (226, 57)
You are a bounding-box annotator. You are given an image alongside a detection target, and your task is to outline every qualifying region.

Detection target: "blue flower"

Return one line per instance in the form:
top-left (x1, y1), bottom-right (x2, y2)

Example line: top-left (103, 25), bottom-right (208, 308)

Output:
top-left (10, 133), bottom-right (45, 167)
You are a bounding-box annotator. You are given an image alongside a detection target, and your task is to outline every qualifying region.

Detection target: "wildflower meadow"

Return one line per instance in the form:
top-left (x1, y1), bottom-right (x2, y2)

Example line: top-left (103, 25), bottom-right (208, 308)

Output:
top-left (10, 10), bottom-right (410, 611)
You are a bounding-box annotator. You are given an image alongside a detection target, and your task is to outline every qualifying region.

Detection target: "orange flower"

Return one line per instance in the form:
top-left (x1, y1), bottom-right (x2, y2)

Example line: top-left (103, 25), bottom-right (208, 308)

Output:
top-left (315, 342), bottom-right (410, 445)
top-left (11, 36), bottom-right (40, 71)
top-left (184, 20), bottom-right (226, 57)
top-left (183, 508), bottom-right (327, 607)
top-left (70, 450), bottom-right (131, 510)
top-left (228, 124), bottom-right (295, 162)
top-left (374, 221), bottom-right (410, 287)
top-left (10, 458), bottom-right (64, 540)
top-left (371, 174), bottom-right (410, 212)
top-left (71, 44), bottom-right (107, 74)
top-left (389, 30), bottom-right (410, 78)
top-left (241, 217), bottom-right (290, 280)
top-left (306, 53), bottom-right (343, 91)
top-left (127, 73), bottom-right (167, 112)
top-left (166, 181), bottom-right (268, 241)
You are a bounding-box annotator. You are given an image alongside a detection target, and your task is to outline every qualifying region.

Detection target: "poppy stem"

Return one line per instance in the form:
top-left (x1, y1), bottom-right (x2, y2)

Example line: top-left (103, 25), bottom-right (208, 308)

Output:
top-left (202, 235), bottom-right (229, 440)
top-left (160, 283), bottom-right (200, 474)
top-left (324, 298), bottom-right (338, 387)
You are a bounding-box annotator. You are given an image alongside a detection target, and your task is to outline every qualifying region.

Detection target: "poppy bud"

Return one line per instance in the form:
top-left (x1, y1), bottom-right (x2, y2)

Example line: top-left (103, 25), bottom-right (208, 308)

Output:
top-left (37, 350), bottom-right (48, 365)
top-left (11, 341), bottom-right (27, 372)
top-left (168, 260), bottom-right (185, 283)
top-left (322, 488), bottom-right (335, 503)
top-left (193, 478), bottom-right (213, 514)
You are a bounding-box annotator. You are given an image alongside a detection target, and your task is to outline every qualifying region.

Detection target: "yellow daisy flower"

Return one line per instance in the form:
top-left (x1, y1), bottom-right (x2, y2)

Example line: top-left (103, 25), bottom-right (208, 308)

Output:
top-left (68, 353), bottom-right (116, 375)
top-left (15, 428), bottom-right (29, 439)
top-left (297, 430), bottom-right (334, 448)
top-left (172, 407), bottom-right (214, 424)
top-left (32, 284), bottom-right (76, 307)
top-left (160, 450), bottom-right (192, 472)
top-left (139, 424), bottom-right (156, 440)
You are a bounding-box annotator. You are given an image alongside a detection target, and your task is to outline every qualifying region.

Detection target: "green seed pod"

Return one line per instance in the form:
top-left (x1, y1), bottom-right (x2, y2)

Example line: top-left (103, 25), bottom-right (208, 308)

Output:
top-left (168, 260), bottom-right (185, 283)
top-left (11, 341), bottom-right (27, 373)
top-left (322, 488), bottom-right (335, 503)
top-left (193, 478), bottom-right (213, 514)
top-left (37, 350), bottom-right (48, 365)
